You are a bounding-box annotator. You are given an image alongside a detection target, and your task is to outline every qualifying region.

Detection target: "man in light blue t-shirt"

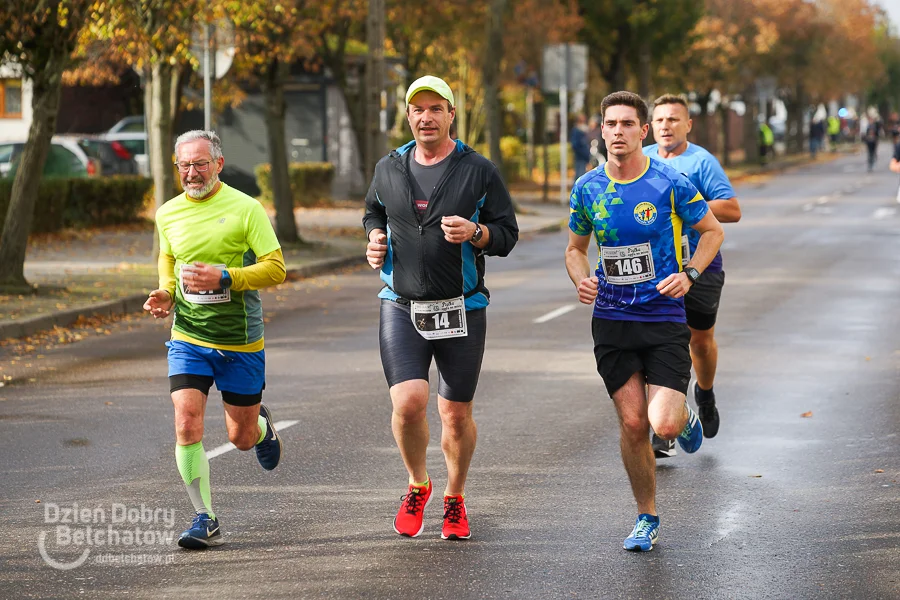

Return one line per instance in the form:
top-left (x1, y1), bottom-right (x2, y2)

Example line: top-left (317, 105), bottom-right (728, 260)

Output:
top-left (644, 94), bottom-right (742, 458)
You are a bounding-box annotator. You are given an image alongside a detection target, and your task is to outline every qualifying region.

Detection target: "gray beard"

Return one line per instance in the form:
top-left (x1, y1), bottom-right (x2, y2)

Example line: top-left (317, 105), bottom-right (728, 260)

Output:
top-left (184, 175), bottom-right (219, 199)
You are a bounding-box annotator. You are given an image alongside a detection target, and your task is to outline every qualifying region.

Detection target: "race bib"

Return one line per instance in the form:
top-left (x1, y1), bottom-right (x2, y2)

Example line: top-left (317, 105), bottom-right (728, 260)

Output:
top-left (681, 234), bottom-right (690, 267)
top-left (410, 296), bottom-right (468, 340)
top-left (179, 263), bottom-right (231, 304)
top-left (601, 243), bottom-right (655, 285)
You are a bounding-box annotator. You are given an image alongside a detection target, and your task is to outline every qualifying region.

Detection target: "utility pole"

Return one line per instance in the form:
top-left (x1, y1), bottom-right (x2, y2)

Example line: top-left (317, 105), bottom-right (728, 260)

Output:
top-left (365, 0), bottom-right (386, 183)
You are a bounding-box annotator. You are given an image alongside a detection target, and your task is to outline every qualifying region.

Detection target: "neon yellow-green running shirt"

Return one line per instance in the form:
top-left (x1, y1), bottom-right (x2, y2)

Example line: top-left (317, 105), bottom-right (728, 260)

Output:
top-left (155, 183), bottom-right (281, 350)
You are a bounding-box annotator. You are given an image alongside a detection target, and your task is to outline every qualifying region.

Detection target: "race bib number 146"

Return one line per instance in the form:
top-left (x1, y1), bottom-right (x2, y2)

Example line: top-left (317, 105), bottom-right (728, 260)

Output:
top-left (600, 243), bottom-right (655, 285)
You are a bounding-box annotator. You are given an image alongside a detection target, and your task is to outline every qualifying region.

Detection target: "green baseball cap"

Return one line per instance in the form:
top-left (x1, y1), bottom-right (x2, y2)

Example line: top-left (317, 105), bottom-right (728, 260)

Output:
top-left (405, 75), bottom-right (455, 107)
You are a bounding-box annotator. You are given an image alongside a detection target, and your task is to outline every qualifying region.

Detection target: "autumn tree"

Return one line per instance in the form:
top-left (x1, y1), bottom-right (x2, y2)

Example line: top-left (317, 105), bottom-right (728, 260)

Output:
top-left (675, 0), bottom-right (779, 163)
top-left (227, 0), bottom-right (324, 244)
top-left (0, 0), bottom-right (92, 292)
top-left (867, 13), bottom-right (900, 114)
top-left (86, 0), bottom-right (202, 228)
top-left (579, 0), bottom-right (702, 96)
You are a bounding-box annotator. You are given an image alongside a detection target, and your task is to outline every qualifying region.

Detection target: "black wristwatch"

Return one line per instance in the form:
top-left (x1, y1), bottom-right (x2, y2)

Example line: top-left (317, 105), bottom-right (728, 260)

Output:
top-left (471, 224), bottom-right (483, 243)
top-left (684, 266), bottom-right (701, 283)
top-left (219, 269), bottom-right (233, 289)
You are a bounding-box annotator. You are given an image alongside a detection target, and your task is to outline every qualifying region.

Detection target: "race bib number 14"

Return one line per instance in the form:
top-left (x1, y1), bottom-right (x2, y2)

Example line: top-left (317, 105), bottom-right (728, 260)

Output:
top-left (410, 296), bottom-right (468, 340)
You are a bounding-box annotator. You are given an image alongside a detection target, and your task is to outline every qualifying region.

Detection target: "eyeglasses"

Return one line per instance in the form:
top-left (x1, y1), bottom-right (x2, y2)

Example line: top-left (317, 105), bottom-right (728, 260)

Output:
top-left (174, 160), bottom-right (212, 173)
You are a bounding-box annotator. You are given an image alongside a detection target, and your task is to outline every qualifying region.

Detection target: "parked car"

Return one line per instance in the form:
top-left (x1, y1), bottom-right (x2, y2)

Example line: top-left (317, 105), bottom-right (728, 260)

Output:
top-left (0, 137), bottom-right (99, 179)
top-left (107, 115), bottom-right (145, 135)
top-left (103, 116), bottom-right (148, 176)
top-left (70, 136), bottom-right (139, 175)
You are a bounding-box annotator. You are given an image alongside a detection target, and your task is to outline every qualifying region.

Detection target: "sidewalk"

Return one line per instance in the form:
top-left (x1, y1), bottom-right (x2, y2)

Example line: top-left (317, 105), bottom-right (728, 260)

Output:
top-left (0, 200), bottom-right (569, 342)
top-left (1, 146), bottom-right (849, 343)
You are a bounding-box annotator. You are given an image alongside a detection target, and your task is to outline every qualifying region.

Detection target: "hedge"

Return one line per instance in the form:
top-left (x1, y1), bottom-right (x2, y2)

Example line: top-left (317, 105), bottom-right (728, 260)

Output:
top-left (255, 162), bottom-right (335, 207)
top-left (0, 176), bottom-right (153, 234)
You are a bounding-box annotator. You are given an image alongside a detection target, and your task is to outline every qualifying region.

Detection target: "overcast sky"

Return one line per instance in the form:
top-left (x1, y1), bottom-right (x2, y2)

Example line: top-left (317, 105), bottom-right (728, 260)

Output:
top-left (876, 0), bottom-right (900, 30)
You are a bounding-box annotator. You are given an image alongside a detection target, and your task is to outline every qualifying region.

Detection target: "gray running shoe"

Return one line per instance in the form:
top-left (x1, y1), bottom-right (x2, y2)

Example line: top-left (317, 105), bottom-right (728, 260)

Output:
top-left (651, 433), bottom-right (676, 459)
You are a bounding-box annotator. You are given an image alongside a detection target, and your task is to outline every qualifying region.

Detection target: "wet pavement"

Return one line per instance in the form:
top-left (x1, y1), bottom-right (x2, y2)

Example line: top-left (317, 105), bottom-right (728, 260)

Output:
top-left (0, 152), bottom-right (898, 599)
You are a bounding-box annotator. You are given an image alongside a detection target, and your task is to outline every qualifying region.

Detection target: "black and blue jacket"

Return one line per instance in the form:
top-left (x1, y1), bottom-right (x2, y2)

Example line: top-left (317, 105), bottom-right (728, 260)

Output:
top-left (363, 139), bottom-right (519, 310)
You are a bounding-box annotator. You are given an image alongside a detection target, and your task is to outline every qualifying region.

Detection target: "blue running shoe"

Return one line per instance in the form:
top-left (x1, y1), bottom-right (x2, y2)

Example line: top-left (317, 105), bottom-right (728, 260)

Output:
top-left (177, 513), bottom-right (223, 549)
top-left (677, 403), bottom-right (703, 454)
top-left (623, 514), bottom-right (659, 552)
top-left (255, 404), bottom-right (282, 471)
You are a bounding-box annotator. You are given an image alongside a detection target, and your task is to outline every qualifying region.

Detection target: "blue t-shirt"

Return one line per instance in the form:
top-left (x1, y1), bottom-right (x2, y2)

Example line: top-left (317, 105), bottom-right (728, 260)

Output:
top-left (643, 142), bottom-right (734, 272)
top-left (569, 157), bottom-right (709, 323)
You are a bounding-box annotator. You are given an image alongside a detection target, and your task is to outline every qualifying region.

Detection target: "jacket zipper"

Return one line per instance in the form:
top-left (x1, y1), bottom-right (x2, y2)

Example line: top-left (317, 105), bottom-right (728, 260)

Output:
top-left (390, 146), bottom-right (466, 300)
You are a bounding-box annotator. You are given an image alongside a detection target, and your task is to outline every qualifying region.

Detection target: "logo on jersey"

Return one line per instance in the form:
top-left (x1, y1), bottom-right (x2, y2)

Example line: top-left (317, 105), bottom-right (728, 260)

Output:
top-left (633, 202), bottom-right (657, 225)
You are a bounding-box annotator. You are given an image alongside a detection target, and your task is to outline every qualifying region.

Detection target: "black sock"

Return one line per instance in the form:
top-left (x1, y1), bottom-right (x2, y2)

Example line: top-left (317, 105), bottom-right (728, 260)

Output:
top-left (695, 384), bottom-right (715, 404)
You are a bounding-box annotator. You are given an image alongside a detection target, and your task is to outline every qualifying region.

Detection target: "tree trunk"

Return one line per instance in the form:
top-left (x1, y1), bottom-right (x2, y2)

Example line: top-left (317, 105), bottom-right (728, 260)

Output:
top-left (638, 41), bottom-right (652, 101)
top-left (721, 103), bottom-right (731, 167)
top-left (743, 84), bottom-right (759, 165)
top-left (788, 84), bottom-right (806, 155)
top-left (147, 61), bottom-right (178, 258)
top-left (0, 53), bottom-right (66, 292)
top-left (483, 0), bottom-right (506, 173)
top-left (262, 59), bottom-right (300, 244)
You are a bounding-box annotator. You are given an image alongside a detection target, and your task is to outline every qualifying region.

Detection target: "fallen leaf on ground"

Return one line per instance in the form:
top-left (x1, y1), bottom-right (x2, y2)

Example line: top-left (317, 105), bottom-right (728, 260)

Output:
top-left (749, 474), bottom-right (763, 478)
top-left (801, 411), bottom-right (813, 418)
top-left (875, 469), bottom-right (884, 473)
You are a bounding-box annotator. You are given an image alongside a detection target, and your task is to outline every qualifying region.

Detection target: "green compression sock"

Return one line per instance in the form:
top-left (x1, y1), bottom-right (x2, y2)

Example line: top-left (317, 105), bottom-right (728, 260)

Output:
top-left (256, 414), bottom-right (267, 445)
top-left (175, 441), bottom-right (214, 519)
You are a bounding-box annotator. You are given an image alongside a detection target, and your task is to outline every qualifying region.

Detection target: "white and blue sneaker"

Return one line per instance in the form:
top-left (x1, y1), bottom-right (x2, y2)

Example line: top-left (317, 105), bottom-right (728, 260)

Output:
top-left (677, 403), bottom-right (703, 454)
top-left (623, 514), bottom-right (659, 552)
top-left (255, 404), bottom-right (282, 471)
top-left (177, 513), bottom-right (223, 549)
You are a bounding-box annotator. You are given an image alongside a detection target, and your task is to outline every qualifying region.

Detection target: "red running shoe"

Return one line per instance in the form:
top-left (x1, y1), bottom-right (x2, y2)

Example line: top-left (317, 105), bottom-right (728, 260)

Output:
top-left (392, 480), bottom-right (433, 537)
top-left (441, 495), bottom-right (471, 540)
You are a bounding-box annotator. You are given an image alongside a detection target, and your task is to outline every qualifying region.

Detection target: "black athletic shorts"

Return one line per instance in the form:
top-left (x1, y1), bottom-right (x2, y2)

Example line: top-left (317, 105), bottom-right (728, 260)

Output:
top-left (591, 318), bottom-right (692, 396)
top-left (379, 299), bottom-right (486, 403)
top-left (684, 270), bottom-right (725, 331)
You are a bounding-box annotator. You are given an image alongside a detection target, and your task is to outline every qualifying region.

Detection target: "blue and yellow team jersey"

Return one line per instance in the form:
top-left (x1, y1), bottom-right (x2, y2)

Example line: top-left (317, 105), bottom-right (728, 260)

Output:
top-left (569, 156), bottom-right (709, 322)
top-left (643, 143), bottom-right (734, 272)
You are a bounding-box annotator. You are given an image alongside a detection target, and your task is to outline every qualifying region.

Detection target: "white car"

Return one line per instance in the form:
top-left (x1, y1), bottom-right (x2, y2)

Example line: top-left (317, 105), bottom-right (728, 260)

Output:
top-left (0, 137), bottom-right (98, 178)
top-left (103, 116), bottom-right (148, 176)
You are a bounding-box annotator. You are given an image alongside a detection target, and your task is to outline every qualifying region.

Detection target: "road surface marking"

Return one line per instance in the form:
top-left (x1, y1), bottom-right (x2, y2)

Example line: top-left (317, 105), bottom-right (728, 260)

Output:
top-left (873, 207), bottom-right (896, 219)
top-left (206, 420), bottom-right (300, 459)
top-left (534, 304), bottom-right (577, 324)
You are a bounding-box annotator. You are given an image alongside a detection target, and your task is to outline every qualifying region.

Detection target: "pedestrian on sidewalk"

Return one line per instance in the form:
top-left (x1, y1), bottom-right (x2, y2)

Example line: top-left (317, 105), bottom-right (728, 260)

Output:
top-left (565, 91), bottom-right (723, 552)
top-left (143, 130), bottom-right (286, 549)
top-left (363, 75), bottom-right (519, 541)
top-left (644, 93), bottom-right (742, 459)
top-left (571, 113), bottom-right (592, 182)
top-left (888, 133), bottom-right (900, 203)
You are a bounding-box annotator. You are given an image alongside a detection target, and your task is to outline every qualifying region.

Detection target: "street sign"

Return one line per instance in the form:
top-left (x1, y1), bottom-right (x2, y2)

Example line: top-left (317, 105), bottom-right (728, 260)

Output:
top-left (541, 44), bottom-right (588, 93)
top-left (542, 43), bottom-right (589, 204)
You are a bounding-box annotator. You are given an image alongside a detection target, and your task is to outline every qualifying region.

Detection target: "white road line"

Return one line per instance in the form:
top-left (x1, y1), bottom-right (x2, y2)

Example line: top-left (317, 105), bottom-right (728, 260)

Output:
top-left (534, 304), bottom-right (577, 324)
top-left (206, 419), bottom-right (300, 460)
top-left (873, 207), bottom-right (897, 220)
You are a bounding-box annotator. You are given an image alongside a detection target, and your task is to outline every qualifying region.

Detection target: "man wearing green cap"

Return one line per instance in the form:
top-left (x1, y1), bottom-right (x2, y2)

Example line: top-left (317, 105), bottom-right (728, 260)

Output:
top-left (363, 75), bottom-right (519, 541)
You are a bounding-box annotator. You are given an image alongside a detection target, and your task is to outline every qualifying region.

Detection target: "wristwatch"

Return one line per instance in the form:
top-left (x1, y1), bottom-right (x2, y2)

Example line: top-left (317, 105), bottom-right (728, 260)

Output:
top-left (684, 266), bottom-right (701, 283)
top-left (219, 269), bottom-right (233, 289)
top-left (471, 224), bottom-right (484, 243)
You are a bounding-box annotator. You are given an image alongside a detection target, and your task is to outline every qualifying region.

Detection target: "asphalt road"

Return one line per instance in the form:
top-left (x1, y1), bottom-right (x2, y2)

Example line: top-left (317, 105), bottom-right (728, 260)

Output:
top-left (0, 150), bottom-right (898, 599)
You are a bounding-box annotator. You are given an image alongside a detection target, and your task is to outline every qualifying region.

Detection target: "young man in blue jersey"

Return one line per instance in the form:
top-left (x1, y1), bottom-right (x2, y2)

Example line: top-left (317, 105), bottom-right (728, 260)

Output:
top-left (566, 91), bottom-right (724, 551)
top-left (644, 94), bottom-right (742, 458)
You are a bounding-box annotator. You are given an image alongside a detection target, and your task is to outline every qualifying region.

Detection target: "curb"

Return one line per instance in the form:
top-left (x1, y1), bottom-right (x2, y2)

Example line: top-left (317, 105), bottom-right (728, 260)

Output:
top-left (1, 254), bottom-right (368, 343)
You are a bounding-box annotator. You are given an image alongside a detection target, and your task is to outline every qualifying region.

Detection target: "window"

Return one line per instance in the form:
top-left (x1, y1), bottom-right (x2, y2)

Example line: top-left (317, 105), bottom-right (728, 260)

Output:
top-left (0, 79), bottom-right (22, 118)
